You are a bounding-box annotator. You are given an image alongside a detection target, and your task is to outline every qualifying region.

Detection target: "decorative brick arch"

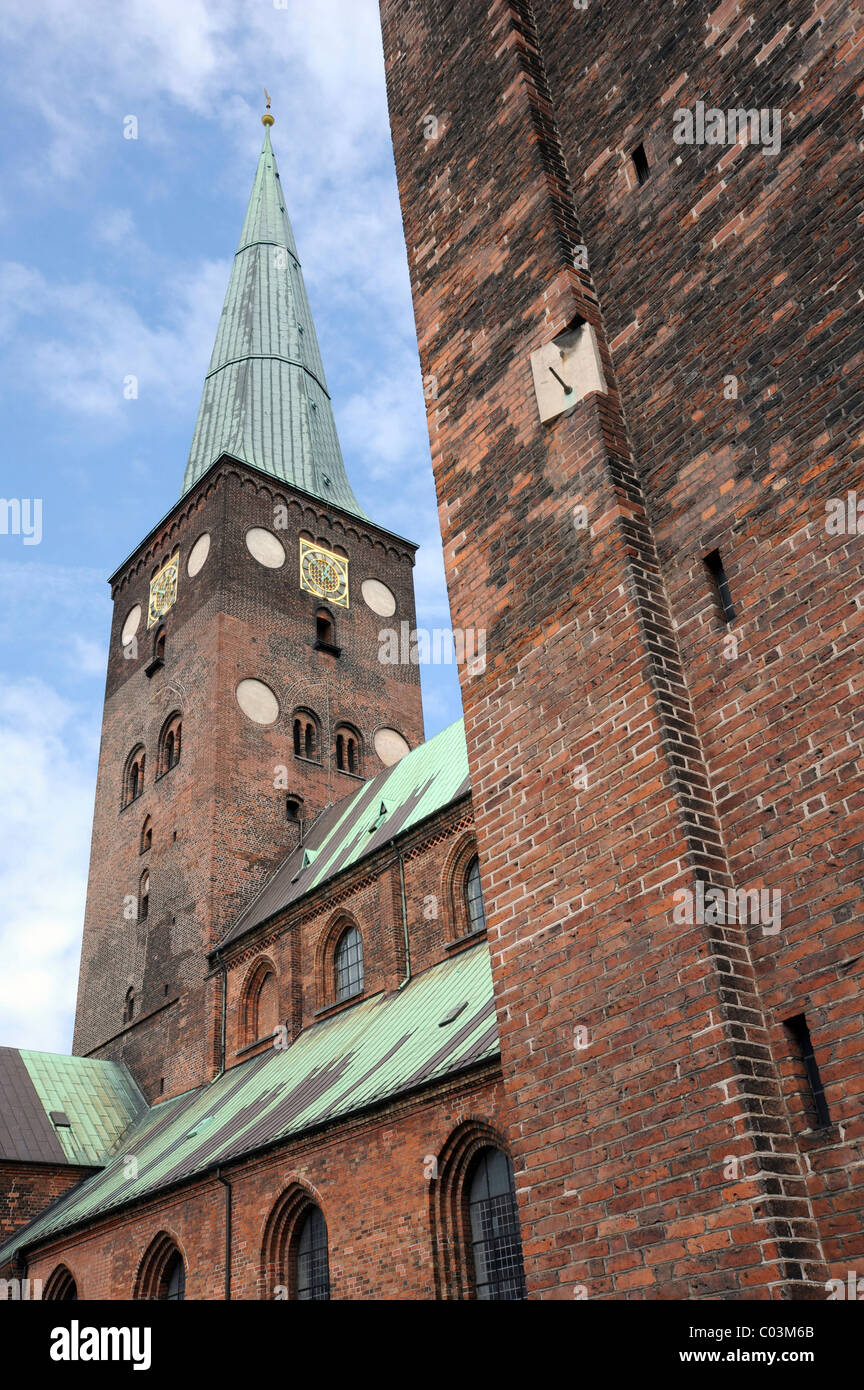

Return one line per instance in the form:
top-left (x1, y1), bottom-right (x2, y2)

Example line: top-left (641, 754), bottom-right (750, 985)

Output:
top-left (157, 710), bottom-right (182, 778)
top-left (315, 911), bottom-right (362, 1010)
top-left (122, 744), bottom-right (146, 808)
top-left (259, 1181), bottom-right (327, 1300)
top-left (133, 1230), bottom-right (187, 1300)
top-left (441, 833), bottom-right (482, 943)
top-left (333, 721), bottom-right (363, 776)
top-left (43, 1263), bottom-right (78, 1300)
top-left (240, 955), bottom-right (280, 1047)
top-left (291, 706), bottom-right (322, 762)
top-left (429, 1118), bottom-right (515, 1299)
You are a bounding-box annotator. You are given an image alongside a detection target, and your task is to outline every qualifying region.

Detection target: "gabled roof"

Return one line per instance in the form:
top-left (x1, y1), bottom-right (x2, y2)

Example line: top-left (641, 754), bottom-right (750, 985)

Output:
top-left (0, 1048), bottom-right (145, 1167)
top-left (181, 124), bottom-right (366, 519)
top-left (0, 943), bottom-right (497, 1266)
top-left (222, 718), bottom-right (471, 947)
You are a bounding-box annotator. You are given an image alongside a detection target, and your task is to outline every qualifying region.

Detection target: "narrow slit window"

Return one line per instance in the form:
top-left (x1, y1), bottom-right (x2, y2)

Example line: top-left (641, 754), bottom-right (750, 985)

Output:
top-left (704, 549), bottom-right (736, 624)
top-left (631, 142), bottom-right (650, 186)
top-left (785, 1013), bottom-right (830, 1128)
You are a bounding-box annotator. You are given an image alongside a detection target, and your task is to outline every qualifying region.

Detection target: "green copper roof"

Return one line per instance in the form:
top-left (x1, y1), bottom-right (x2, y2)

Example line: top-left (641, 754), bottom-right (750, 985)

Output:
top-left (181, 127), bottom-right (366, 518)
top-left (224, 718), bottom-right (471, 945)
top-left (0, 1048), bottom-right (146, 1167)
top-left (0, 944), bottom-right (496, 1265)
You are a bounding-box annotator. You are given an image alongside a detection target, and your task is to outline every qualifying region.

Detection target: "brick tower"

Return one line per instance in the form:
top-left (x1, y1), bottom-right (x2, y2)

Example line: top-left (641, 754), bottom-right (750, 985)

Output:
top-left (72, 113), bottom-right (424, 1101)
top-left (379, 0), bottom-right (864, 1298)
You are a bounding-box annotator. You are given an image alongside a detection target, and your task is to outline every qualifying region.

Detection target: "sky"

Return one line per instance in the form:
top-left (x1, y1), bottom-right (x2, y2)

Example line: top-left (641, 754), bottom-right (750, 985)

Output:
top-left (0, 0), bottom-right (461, 1054)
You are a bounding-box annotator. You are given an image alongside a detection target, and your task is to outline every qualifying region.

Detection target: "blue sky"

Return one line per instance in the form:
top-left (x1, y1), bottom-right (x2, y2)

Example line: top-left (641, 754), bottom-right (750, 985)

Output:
top-left (0, 0), bottom-right (460, 1053)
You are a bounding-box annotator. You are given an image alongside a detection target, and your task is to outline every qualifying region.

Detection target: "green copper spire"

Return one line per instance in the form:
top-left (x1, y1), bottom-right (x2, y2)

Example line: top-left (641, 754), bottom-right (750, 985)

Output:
top-left (181, 119), bottom-right (366, 518)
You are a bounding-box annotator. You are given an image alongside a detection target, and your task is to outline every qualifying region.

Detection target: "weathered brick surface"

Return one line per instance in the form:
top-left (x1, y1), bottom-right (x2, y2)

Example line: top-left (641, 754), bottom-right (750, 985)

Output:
top-left (0, 1163), bottom-right (92, 1241)
top-left (378, 0), bottom-right (863, 1297)
top-left (74, 458), bottom-right (424, 1101)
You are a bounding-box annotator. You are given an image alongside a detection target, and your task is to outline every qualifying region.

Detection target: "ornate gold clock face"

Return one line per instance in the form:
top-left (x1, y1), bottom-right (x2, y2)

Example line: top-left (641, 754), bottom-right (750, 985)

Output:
top-left (148, 554), bottom-right (179, 628)
top-left (299, 540), bottom-right (349, 609)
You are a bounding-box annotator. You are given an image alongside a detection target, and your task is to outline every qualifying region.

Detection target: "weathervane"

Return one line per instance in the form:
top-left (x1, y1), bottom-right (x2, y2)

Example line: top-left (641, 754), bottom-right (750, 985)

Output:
top-left (262, 89), bottom-right (274, 127)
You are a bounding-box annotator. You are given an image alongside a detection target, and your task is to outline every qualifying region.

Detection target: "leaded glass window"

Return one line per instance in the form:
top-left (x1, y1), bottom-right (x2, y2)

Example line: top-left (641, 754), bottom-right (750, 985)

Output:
top-left (465, 857), bottom-right (486, 935)
top-left (468, 1148), bottom-right (526, 1301)
top-left (335, 926), bottom-right (364, 1001)
top-left (296, 1207), bottom-right (330, 1301)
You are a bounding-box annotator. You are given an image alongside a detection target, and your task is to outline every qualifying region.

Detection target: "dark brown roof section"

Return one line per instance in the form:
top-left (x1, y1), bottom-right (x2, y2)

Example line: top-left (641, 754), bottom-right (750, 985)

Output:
top-left (0, 1047), bottom-right (66, 1165)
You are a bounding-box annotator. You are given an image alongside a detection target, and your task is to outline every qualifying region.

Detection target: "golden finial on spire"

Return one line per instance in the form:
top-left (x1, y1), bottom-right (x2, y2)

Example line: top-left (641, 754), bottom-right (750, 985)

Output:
top-left (262, 89), bottom-right (274, 127)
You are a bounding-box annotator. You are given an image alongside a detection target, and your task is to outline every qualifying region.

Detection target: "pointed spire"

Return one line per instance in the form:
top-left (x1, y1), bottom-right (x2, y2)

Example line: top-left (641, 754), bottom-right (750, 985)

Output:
top-left (181, 112), bottom-right (366, 518)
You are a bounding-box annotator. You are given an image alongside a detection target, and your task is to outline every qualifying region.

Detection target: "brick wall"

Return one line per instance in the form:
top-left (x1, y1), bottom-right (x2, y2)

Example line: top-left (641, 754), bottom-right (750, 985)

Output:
top-left (379, 0), bottom-right (862, 1297)
top-left (0, 1163), bottom-right (92, 1241)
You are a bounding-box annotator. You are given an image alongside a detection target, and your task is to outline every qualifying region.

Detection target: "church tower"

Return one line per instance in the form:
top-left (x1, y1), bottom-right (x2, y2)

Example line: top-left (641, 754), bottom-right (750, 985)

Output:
top-left (72, 112), bottom-right (424, 1101)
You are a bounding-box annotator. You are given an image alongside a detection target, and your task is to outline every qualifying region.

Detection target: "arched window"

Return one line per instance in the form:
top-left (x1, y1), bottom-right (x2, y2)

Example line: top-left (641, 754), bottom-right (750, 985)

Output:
top-left (465, 857), bottom-right (487, 935)
top-left (467, 1148), bottom-right (526, 1300)
top-left (124, 987), bottom-right (136, 1024)
top-left (260, 1188), bottom-right (331, 1301)
top-left (334, 925), bottom-right (364, 1002)
top-left (292, 710), bottom-right (320, 763)
top-left (163, 1252), bottom-right (186, 1301)
top-left (158, 713), bottom-right (182, 777)
top-left (242, 959), bottom-right (279, 1046)
top-left (134, 1235), bottom-right (187, 1301)
top-left (296, 1206), bottom-right (330, 1301)
top-left (123, 746), bottom-right (146, 807)
top-left (286, 796), bottom-right (304, 823)
top-left (334, 725), bottom-right (361, 776)
top-left (315, 608), bottom-right (335, 647)
top-left (43, 1265), bottom-right (77, 1300)
top-left (154, 628), bottom-right (166, 661)
top-left (140, 816), bottom-right (153, 853)
top-left (139, 871), bottom-right (149, 922)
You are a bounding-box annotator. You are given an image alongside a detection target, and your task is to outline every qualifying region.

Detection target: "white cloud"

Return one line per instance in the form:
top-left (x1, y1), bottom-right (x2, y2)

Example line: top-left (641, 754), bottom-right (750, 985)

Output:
top-left (0, 680), bottom-right (97, 1052)
top-left (0, 257), bottom-right (227, 420)
top-left (2, 1), bottom-right (389, 181)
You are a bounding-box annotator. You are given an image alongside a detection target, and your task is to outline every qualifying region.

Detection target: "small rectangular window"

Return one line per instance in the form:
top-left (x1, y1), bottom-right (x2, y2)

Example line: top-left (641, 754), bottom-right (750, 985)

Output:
top-left (784, 1013), bottom-right (830, 1128)
top-left (631, 142), bottom-right (650, 185)
top-left (704, 549), bottom-right (736, 624)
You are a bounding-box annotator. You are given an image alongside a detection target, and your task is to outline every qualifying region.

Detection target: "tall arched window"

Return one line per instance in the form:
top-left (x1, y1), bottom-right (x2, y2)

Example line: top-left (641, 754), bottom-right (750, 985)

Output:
top-left (134, 1234), bottom-right (187, 1301)
top-left (292, 710), bottom-right (320, 763)
top-left (467, 1148), bottom-right (526, 1300)
top-left (163, 1252), bottom-right (186, 1301)
top-left (296, 1206), bottom-right (330, 1301)
top-left (334, 725), bottom-right (361, 776)
top-left (465, 857), bottom-right (487, 935)
top-left (334, 926), bottom-right (364, 1002)
top-left (140, 816), bottom-right (153, 853)
top-left (123, 746), bottom-right (146, 807)
top-left (158, 713), bottom-right (182, 777)
top-left (139, 871), bottom-right (150, 922)
top-left (124, 987), bottom-right (136, 1024)
top-left (242, 959), bottom-right (279, 1046)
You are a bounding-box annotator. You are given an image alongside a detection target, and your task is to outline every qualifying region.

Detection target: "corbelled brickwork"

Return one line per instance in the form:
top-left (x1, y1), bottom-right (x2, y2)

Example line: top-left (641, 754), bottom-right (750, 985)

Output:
top-left (379, 0), bottom-right (863, 1297)
top-left (74, 456), bottom-right (423, 1102)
